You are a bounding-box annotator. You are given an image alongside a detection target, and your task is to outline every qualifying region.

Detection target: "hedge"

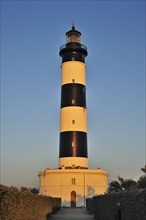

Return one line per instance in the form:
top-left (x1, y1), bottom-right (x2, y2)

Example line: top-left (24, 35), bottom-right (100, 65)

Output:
top-left (86, 198), bottom-right (93, 213)
top-left (0, 185), bottom-right (61, 220)
top-left (86, 189), bottom-right (146, 220)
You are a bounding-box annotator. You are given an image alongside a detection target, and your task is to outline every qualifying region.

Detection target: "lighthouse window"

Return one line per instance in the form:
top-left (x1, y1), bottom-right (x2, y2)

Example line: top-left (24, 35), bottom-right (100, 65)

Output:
top-left (72, 79), bottom-right (75, 83)
top-left (72, 178), bottom-right (76, 185)
top-left (72, 120), bottom-right (75, 124)
top-left (72, 99), bottom-right (75, 104)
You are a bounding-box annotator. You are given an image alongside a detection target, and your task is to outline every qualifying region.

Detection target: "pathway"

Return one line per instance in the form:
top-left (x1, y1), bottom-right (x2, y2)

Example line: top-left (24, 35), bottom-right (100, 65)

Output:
top-left (49, 207), bottom-right (94, 220)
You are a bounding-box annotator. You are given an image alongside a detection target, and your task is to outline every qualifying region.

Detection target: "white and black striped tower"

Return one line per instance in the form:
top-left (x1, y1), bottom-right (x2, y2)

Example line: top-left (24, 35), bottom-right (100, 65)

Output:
top-left (59, 25), bottom-right (88, 169)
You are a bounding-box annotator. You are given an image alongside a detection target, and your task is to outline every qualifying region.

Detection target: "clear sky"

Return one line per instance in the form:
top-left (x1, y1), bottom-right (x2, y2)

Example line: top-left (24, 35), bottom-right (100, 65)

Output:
top-left (1, 0), bottom-right (145, 188)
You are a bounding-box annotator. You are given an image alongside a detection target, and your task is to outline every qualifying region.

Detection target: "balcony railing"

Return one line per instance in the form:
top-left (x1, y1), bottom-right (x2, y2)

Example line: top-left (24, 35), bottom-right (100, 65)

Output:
top-left (60, 44), bottom-right (87, 51)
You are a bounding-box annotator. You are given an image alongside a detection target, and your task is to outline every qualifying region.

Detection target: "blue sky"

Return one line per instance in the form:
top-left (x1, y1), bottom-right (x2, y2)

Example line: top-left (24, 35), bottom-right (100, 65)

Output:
top-left (1, 0), bottom-right (145, 188)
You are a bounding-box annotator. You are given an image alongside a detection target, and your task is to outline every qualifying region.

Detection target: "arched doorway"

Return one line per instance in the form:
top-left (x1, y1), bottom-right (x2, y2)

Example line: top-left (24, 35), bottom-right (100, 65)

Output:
top-left (70, 191), bottom-right (76, 207)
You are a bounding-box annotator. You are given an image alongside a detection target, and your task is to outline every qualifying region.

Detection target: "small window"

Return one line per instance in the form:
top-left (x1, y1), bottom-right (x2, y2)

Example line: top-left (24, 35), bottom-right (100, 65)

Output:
top-left (72, 79), bottom-right (75, 83)
top-left (72, 120), bottom-right (75, 124)
top-left (83, 87), bottom-right (85, 93)
top-left (72, 99), bottom-right (75, 104)
top-left (72, 178), bottom-right (76, 185)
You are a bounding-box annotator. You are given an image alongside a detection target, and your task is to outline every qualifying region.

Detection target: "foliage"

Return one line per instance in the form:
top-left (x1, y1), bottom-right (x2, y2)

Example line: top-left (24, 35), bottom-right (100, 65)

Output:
top-left (87, 189), bottom-right (146, 220)
top-left (31, 188), bottom-right (39, 194)
top-left (141, 165), bottom-right (146, 174)
top-left (137, 175), bottom-right (146, 189)
top-left (108, 168), bottom-right (146, 193)
top-left (108, 180), bottom-right (122, 193)
top-left (20, 186), bottom-right (30, 192)
top-left (118, 176), bottom-right (137, 191)
top-left (86, 198), bottom-right (93, 213)
top-left (0, 185), bottom-right (61, 220)
top-left (87, 167), bottom-right (146, 219)
top-left (108, 177), bottom-right (137, 193)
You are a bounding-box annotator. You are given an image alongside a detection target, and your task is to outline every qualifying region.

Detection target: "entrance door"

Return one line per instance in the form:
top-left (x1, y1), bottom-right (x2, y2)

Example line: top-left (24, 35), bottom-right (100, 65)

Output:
top-left (70, 191), bottom-right (76, 207)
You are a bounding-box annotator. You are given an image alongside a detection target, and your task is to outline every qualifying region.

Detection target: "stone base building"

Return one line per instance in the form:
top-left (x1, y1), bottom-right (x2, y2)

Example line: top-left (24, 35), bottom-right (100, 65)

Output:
top-left (39, 168), bottom-right (108, 207)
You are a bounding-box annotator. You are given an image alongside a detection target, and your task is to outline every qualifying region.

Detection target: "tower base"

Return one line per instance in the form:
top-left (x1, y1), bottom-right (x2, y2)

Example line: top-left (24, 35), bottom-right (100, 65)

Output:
top-left (38, 168), bottom-right (108, 207)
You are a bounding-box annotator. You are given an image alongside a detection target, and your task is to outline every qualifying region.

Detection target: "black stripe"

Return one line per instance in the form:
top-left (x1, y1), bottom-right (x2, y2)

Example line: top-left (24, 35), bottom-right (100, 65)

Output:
top-left (59, 42), bottom-right (87, 63)
top-left (59, 131), bottom-right (88, 158)
top-left (61, 83), bottom-right (86, 108)
top-left (61, 52), bottom-right (85, 63)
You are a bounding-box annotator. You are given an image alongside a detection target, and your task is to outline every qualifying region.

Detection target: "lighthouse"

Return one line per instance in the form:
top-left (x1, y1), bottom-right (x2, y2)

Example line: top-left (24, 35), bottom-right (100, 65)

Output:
top-left (59, 25), bottom-right (88, 169)
top-left (39, 26), bottom-right (108, 207)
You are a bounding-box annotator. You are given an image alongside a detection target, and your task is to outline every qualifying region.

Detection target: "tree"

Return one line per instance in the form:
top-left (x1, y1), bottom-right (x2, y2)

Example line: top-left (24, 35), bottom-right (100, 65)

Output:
top-left (137, 175), bottom-right (146, 189)
top-left (20, 186), bottom-right (30, 192)
top-left (10, 186), bottom-right (19, 192)
top-left (121, 179), bottom-right (137, 191)
top-left (108, 166), bottom-right (146, 193)
top-left (108, 181), bottom-right (122, 193)
top-left (31, 188), bottom-right (39, 194)
top-left (108, 177), bottom-right (138, 193)
top-left (141, 165), bottom-right (146, 174)
top-left (136, 164), bottom-right (146, 189)
top-left (117, 176), bottom-right (137, 191)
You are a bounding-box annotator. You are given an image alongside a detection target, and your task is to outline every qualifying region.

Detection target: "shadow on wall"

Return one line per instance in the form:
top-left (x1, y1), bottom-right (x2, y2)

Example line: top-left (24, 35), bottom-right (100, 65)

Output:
top-left (87, 186), bottom-right (96, 198)
top-left (77, 194), bottom-right (85, 206)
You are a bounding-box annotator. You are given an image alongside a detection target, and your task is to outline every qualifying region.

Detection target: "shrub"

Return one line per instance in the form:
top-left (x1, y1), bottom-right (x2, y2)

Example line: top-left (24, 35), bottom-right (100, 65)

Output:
top-left (86, 189), bottom-right (146, 220)
top-left (0, 185), bottom-right (61, 220)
